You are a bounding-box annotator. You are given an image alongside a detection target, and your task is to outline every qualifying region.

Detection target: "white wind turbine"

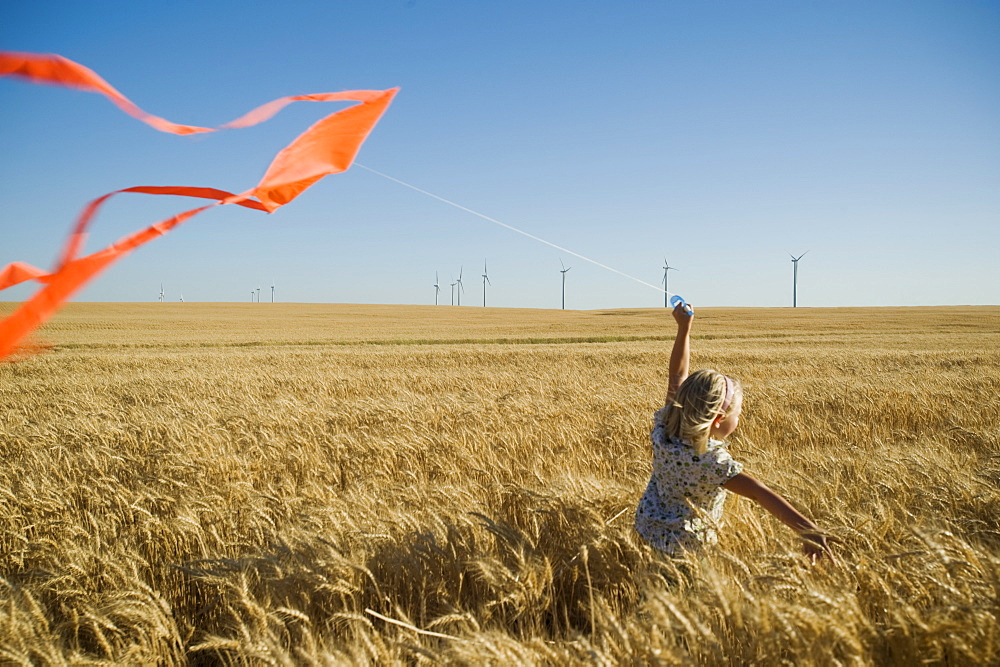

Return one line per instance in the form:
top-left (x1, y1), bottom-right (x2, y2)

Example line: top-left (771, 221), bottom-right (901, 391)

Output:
top-left (790, 251), bottom-right (809, 308)
top-left (250, 290), bottom-right (255, 303)
top-left (481, 260), bottom-right (490, 307)
top-left (271, 281), bottom-right (275, 303)
top-left (433, 272), bottom-right (441, 305)
top-left (455, 266), bottom-right (464, 306)
top-left (178, 293), bottom-right (184, 303)
top-left (256, 286), bottom-right (261, 303)
top-left (560, 259), bottom-right (572, 310)
top-left (450, 278), bottom-right (457, 306)
top-left (662, 259), bottom-right (678, 308)
top-left (159, 283), bottom-right (164, 303)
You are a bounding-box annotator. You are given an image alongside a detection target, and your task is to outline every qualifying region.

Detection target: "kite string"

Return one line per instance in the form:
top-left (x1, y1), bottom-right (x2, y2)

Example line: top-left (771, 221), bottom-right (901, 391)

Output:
top-left (355, 164), bottom-right (674, 298)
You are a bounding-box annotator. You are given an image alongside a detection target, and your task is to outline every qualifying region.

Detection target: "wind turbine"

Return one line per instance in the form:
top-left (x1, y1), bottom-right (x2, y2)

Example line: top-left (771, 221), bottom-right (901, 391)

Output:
top-left (250, 290), bottom-right (255, 303)
top-left (661, 259), bottom-right (678, 308)
top-left (790, 251), bottom-right (809, 308)
top-left (179, 293), bottom-right (184, 303)
top-left (481, 260), bottom-right (491, 307)
top-left (455, 266), bottom-right (464, 306)
top-left (271, 281), bottom-right (275, 303)
top-left (450, 278), bottom-right (457, 306)
top-left (433, 272), bottom-right (440, 305)
top-left (159, 283), bottom-right (164, 303)
top-left (256, 286), bottom-right (261, 303)
top-left (560, 259), bottom-right (572, 310)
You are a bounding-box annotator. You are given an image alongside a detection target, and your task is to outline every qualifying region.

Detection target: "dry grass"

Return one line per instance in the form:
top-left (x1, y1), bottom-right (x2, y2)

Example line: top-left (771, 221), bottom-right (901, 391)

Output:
top-left (1, 303), bottom-right (998, 665)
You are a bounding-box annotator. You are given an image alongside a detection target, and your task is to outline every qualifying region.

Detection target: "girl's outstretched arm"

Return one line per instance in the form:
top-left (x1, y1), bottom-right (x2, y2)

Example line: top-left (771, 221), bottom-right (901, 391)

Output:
top-left (665, 303), bottom-right (694, 403)
top-left (724, 472), bottom-right (839, 564)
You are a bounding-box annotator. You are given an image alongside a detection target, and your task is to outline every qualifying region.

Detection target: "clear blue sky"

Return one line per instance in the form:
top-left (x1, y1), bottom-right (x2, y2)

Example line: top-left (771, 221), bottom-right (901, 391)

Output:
top-left (2, 1), bottom-right (998, 308)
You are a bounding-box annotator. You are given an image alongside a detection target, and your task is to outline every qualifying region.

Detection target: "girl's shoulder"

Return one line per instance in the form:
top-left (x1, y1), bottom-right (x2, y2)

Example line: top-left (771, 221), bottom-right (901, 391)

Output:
top-left (705, 438), bottom-right (740, 464)
top-left (706, 437), bottom-right (728, 451)
top-left (651, 428), bottom-right (738, 462)
top-left (652, 429), bottom-right (706, 456)
top-left (651, 424), bottom-right (687, 447)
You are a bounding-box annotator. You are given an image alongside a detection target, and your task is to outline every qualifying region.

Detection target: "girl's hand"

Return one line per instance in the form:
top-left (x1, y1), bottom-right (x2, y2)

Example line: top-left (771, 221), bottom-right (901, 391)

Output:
top-left (672, 301), bottom-right (694, 327)
top-left (802, 533), bottom-right (840, 567)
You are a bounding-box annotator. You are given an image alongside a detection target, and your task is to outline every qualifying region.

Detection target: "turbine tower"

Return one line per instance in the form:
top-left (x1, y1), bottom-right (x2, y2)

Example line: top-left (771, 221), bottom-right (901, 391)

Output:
top-left (256, 286), bottom-right (261, 303)
top-left (159, 283), bottom-right (164, 303)
top-left (450, 278), bottom-right (457, 306)
top-left (790, 251), bottom-right (809, 308)
top-left (662, 259), bottom-right (678, 308)
top-left (560, 259), bottom-right (572, 310)
top-left (433, 272), bottom-right (440, 305)
top-left (271, 281), bottom-right (275, 303)
top-left (481, 260), bottom-right (491, 307)
top-left (251, 290), bottom-right (255, 303)
top-left (179, 293), bottom-right (184, 303)
top-left (455, 266), bottom-right (464, 306)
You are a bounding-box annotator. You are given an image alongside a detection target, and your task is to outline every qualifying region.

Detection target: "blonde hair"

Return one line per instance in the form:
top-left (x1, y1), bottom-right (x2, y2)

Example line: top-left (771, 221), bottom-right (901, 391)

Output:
top-left (654, 369), bottom-right (742, 455)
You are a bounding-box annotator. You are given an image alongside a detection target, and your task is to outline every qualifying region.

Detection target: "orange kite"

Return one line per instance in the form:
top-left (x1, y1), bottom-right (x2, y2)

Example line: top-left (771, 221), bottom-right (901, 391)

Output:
top-left (0, 51), bottom-right (398, 360)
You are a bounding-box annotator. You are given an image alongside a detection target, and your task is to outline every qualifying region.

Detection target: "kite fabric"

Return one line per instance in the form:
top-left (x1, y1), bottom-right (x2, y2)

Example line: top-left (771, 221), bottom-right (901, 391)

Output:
top-left (0, 51), bottom-right (398, 360)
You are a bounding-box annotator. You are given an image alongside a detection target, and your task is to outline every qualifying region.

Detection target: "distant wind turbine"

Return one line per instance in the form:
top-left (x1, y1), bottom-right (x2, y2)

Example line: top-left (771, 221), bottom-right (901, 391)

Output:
top-left (662, 259), bottom-right (678, 308)
top-left (790, 251), bottom-right (809, 308)
top-left (250, 290), bottom-right (255, 303)
top-left (433, 272), bottom-right (440, 305)
top-left (456, 266), bottom-right (464, 306)
top-left (256, 286), bottom-right (261, 303)
top-left (159, 283), bottom-right (164, 303)
top-left (482, 260), bottom-right (491, 307)
top-left (179, 293), bottom-right (184, 303)
top-left (271, 281), bottom-right (275, 303)
top-left (560, 259), bottom-right (572, 310)
top-left (450, 278), bottom-right (457, 306)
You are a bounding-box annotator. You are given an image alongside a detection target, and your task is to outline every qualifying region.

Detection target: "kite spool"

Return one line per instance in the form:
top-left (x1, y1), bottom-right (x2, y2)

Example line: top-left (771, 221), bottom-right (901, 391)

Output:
top-left (669, 295), bottom-right (694, 315)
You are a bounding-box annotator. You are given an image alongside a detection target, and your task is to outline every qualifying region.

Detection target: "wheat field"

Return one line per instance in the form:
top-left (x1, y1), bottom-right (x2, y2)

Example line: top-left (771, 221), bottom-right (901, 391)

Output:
top-left (1, 303), bottom-right (998, 665)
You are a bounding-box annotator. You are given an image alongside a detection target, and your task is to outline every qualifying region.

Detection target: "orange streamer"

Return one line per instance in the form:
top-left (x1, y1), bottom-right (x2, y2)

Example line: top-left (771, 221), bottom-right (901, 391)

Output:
top-left (0, 262), bottom-right (49, 291)
top-left (53, 187), bottom-right (268, 272)
top-left (0, 51), bottom-right (212, 135)
top-left (0, 51), bottom-right (397, 360)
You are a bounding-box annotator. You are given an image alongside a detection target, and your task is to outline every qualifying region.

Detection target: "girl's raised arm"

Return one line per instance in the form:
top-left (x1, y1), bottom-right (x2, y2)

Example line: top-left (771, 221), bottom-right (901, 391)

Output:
top-left (665, 303), bottom-right (694, 403)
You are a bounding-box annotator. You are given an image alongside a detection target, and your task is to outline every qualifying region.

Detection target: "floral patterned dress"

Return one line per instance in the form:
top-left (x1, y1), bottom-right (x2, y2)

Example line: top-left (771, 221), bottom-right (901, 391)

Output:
top-left (635, 423), bottom-right (743, 555)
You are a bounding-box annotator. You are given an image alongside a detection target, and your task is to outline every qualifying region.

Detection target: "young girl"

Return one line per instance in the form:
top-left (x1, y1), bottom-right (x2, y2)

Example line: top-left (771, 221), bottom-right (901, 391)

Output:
top-left (635, 303), bottom-right (836, 563)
